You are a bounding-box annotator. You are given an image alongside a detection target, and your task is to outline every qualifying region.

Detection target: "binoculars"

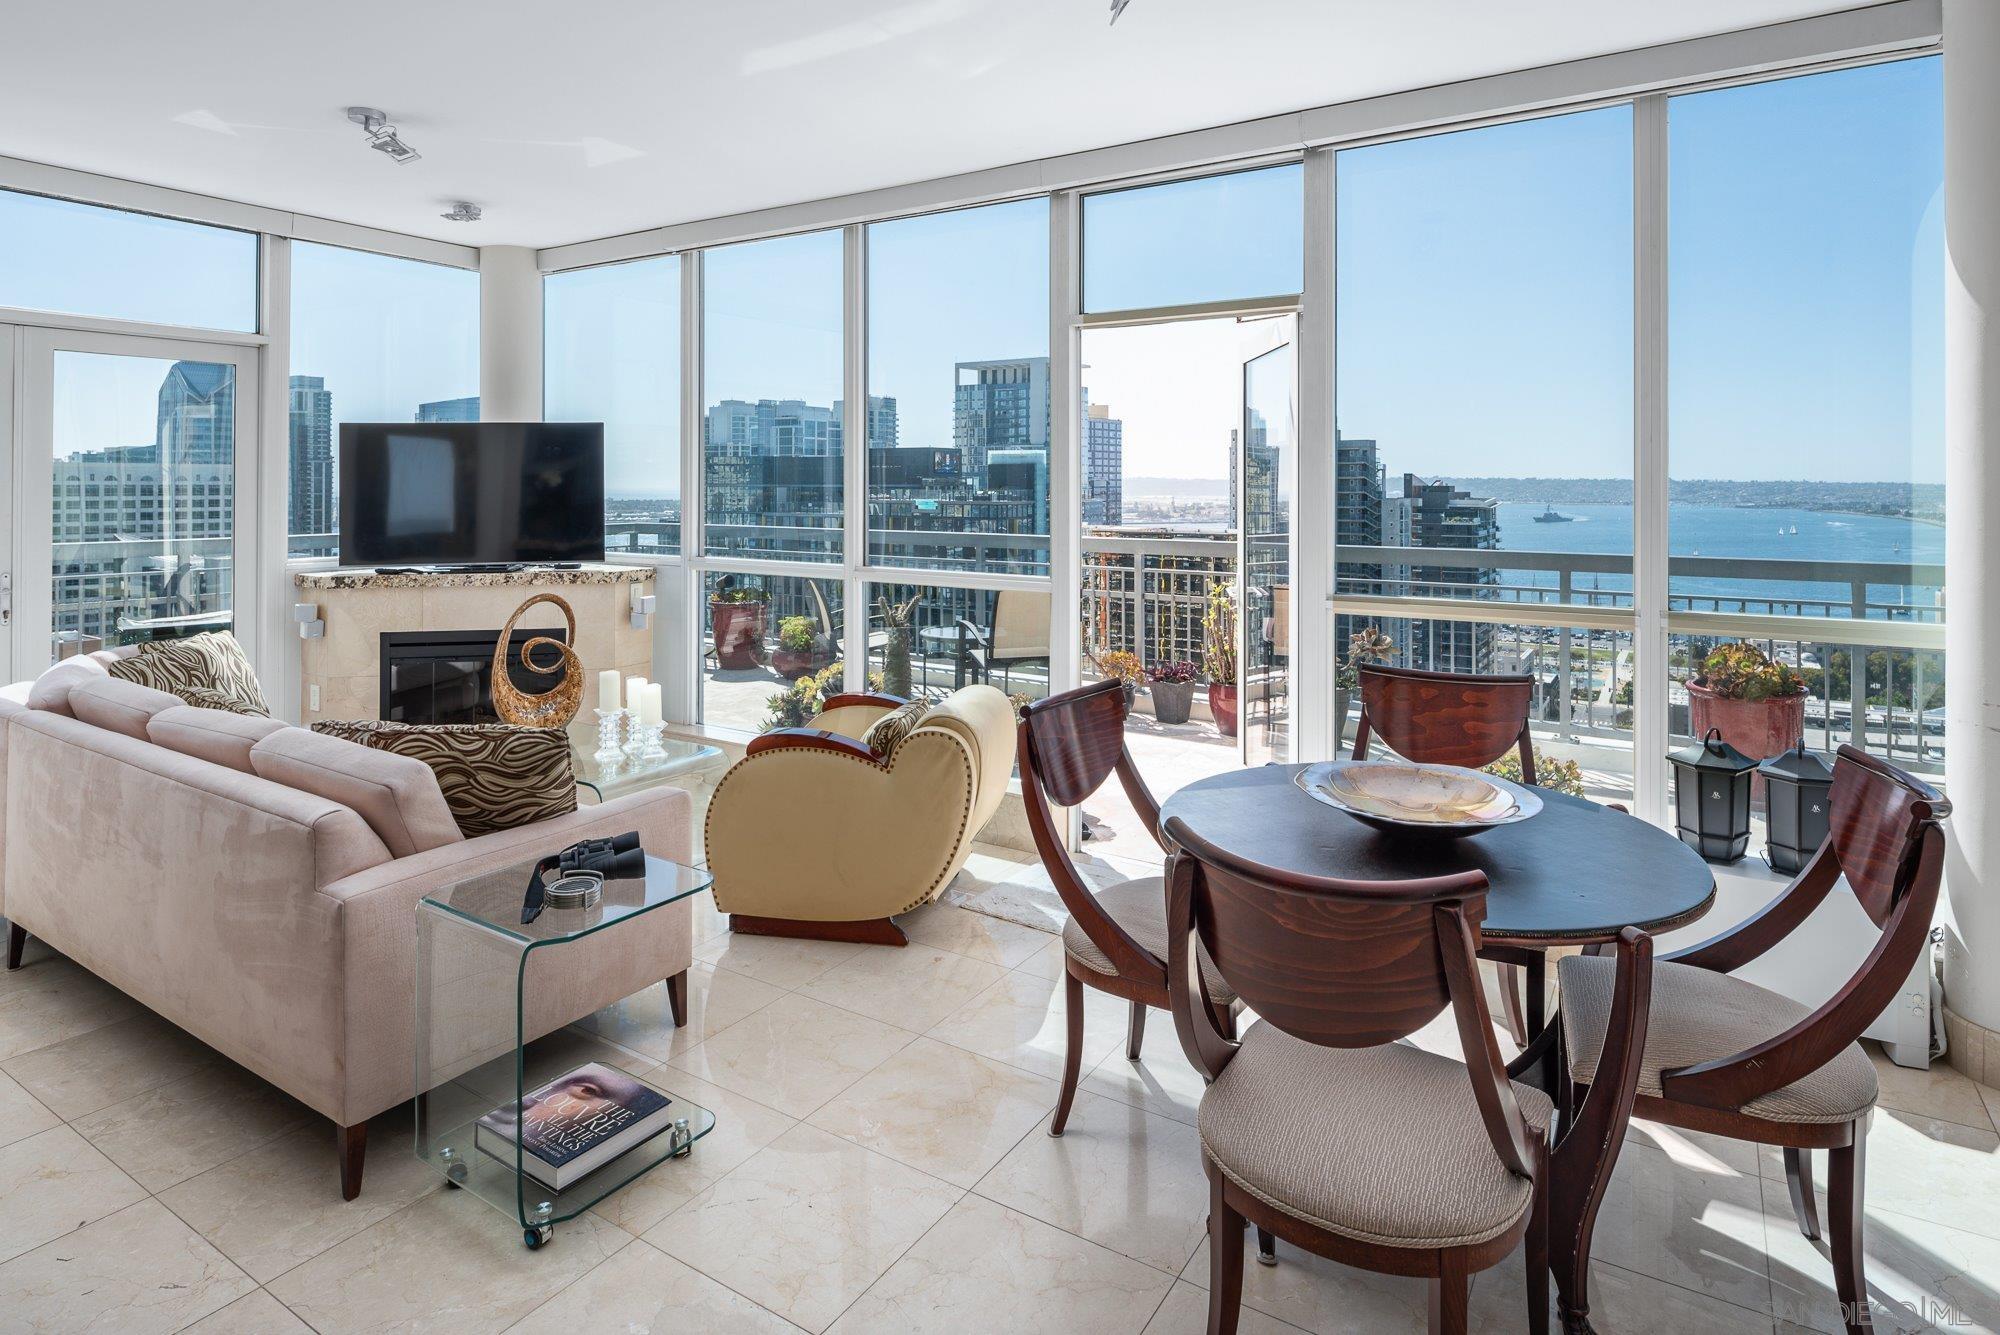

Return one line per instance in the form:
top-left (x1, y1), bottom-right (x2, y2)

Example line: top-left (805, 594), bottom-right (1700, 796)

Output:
top-left (522, 831), bottom-right (646, 923)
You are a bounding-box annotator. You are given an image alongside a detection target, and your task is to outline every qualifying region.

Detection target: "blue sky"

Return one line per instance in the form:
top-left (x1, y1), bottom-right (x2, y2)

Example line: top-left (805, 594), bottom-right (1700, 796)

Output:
top-left (3, 55), bottom-right (1943, 502)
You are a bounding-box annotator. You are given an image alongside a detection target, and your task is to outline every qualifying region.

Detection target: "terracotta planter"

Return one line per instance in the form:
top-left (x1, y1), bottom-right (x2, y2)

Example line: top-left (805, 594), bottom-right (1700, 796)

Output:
top-left (710, 601), bottom-right (768, 670)
top-left (1208, 682), bottom-right (1239, 738)
top-left (1686, 681), bottom-right (1805, 804)
top-left (1151, 679), bottom-right (1195, 725)
top-left (771, 646), bottom-right (816, 680)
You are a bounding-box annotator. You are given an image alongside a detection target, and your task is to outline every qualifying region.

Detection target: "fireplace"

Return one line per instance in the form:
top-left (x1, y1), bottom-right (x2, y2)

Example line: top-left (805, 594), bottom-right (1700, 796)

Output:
top-left (379, 627), bottom-right (570, 725)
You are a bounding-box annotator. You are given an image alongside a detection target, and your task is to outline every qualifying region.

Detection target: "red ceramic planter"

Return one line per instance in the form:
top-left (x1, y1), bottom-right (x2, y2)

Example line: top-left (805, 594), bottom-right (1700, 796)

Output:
top-left (1208, 682), bottom-right (1239, 738)
top-left (710, 601), bottom-right (768, 670)
top-left (1687, 681), bottom-right (1805, 803)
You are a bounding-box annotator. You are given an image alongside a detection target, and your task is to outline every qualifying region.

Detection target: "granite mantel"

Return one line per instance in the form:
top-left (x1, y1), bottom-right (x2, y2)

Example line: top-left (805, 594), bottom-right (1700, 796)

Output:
top-left (294, 564), bottom-right (649, 593)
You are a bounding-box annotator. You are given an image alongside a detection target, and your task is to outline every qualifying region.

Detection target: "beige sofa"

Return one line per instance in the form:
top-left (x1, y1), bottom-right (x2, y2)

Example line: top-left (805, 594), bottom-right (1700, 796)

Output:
top-left (0, 654), bottom-right (693, 1199)
top-left (705, 686), bottom-right (1016, 945)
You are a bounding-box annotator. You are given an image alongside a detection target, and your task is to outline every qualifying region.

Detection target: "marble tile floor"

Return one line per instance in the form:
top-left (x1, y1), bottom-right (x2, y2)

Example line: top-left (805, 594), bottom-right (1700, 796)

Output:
top-left (1, 852), bottom-right (1998, 1332)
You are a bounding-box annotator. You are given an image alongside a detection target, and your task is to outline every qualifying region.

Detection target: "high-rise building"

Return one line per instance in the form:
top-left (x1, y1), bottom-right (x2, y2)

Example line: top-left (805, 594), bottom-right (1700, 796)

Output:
top-left (415, 395), bottom-right (479, 422)
top-left (836, 395), bottom-right (900, 451)
top-left (1082, 399), bottom-right (1124, 526)
top-left (288, 375), bottom-right (334, 541)
top-left (1390, 471), bottom-right (1499, 674)
top-left (954, 358), bottom-right (1049, 482)
top-left (1333, 433), bottom-right (1386, 658)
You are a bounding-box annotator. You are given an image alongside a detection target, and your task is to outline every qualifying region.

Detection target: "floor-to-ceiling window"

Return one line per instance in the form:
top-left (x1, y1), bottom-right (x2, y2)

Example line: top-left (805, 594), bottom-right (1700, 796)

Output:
top-left (1667, 56), bottom-right (1944, 776)
top-left (287, 242), bottom-right (479, 560)
top-left (545, 256), bottom-right (681, 557)
top-left (1334, 106), bottom-right (1634, 796)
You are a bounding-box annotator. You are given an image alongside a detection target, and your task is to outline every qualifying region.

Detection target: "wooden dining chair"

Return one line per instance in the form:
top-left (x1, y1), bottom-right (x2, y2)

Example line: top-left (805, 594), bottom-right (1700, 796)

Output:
top-left (1018, 679), bottom-right (1240, 1138)
top-left (1554, 746), bottom-right (1948, 1335)
top-left (1164, 815), bottom-right (1654, 1335)
top-left (1352, 663), bottom-right (1544, 1044)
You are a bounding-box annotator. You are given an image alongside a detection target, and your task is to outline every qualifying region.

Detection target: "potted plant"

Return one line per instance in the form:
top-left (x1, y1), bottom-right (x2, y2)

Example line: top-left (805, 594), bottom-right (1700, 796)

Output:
top-left (771, 616), bottom-right (820, 680)
top-left (874, 591), bottom-right (924, 697)
top-left (1686, 641), bottom-right (1807, 802)
top-left (760, 662), bottom-right (876, 731)
top-left (1483, 751), bottom-right (1588, 799)
top-left (1094, 650), bottom-right (1145, 710)
top-left (710, 582), bottom-right (769, 671)
top-left (1203, 581), bottom-right (1239, 738)
top-left (1335, 626), bottom-right (1396, 735)
top-left (1146, 659), bottom-right (1199, 725)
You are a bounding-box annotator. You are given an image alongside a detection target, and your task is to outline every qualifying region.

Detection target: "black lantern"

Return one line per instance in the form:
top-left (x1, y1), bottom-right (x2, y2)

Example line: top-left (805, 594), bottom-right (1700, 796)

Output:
top-left (1759, 741), bottom-right (1836, 874)
top-left (1668, 727), bottom-right (1756, 863)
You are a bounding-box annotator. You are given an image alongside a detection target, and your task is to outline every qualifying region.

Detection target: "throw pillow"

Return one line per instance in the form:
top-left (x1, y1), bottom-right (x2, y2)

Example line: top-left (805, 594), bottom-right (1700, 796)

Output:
top-left (311, 720), bottom-right (577, 838)
top-left (109, 631), bottom-right (270, 716)
top-left (864, 700), bottom-right (930, 759)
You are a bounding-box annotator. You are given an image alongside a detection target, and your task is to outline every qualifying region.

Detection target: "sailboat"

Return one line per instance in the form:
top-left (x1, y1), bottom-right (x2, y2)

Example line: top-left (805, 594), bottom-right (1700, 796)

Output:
top-left (1533, 503), bottom-right (1575, 524)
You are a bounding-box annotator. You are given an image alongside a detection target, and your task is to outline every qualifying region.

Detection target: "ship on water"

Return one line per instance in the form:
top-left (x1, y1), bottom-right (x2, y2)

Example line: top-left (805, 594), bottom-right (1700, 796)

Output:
top-left (1533, 503), bottom-right (1576, 524)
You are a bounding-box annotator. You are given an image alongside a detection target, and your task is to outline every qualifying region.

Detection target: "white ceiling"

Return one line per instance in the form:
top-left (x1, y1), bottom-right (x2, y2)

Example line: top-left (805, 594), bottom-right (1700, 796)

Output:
top-left (0, 0), bottom-right (1859, 249)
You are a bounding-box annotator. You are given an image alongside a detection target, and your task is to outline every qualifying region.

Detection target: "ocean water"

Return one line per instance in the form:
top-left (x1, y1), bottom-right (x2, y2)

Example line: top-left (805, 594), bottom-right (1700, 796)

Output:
top-left (1482, 502), bottom-right (1944, 615)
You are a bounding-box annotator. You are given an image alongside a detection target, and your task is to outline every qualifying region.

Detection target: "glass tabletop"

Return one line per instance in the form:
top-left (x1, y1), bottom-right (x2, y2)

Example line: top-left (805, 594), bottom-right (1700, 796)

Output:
top-left (566, 723), bottom-right (725, 802)
top-left (422, 854), bottom-right (713, 947)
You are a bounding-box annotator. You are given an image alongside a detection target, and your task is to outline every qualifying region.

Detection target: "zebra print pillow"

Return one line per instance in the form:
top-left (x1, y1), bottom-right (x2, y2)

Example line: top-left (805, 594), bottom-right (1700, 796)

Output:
top-left (108, 631), bottom-right (270, 716)
top-left (310, 720), bottom-right (577, 838)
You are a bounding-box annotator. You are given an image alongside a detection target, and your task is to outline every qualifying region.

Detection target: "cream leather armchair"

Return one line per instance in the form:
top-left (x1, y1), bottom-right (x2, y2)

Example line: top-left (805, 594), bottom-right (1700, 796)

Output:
top-left (705, 685), bottom-right (1017, 945)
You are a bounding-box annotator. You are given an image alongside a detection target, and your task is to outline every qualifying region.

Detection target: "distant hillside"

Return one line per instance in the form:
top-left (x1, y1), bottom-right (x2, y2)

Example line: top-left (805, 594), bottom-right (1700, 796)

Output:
top-left (1441, 477), bottom-right (1944, 519)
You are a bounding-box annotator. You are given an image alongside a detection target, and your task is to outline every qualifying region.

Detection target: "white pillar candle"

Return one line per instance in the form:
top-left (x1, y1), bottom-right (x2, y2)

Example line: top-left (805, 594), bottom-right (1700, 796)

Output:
top-left (625, 675), bottom-right (649, 713)
top-left (641, 682), bottom-right (663, 726)
top-left (598, 669), bottom-right (621, 713)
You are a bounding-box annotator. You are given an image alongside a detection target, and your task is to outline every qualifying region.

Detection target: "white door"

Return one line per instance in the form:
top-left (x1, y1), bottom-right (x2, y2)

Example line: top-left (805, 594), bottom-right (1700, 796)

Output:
top-left (1237, 315), bottom-right (1297, 765)
top-left (10, 329), bottom-right (260, 674)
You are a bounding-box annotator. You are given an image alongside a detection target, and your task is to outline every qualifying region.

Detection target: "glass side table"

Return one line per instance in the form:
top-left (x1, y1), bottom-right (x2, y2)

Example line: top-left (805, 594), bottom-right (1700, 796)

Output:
top-left (564, 721), bottom-right (725, 804)
top-left (415, 854), bottom-right (715, 1249)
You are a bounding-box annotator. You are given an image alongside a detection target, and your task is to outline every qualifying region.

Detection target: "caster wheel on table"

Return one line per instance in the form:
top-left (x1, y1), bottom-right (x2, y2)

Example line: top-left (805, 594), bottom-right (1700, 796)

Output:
top-left (524, 1225), bottom-right (553, 1250)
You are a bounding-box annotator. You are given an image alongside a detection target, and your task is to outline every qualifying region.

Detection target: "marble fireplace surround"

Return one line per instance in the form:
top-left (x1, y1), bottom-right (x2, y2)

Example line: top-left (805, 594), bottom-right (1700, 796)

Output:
top-left (293, 565), bottom-right (653, 726)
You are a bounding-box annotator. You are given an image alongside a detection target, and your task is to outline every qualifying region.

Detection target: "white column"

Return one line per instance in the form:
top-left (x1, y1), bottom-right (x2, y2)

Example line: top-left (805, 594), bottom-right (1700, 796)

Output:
top-left (478, 246), bottom-right (543, 421)
top-left (1943, 0), bottom-right (2000, 1036)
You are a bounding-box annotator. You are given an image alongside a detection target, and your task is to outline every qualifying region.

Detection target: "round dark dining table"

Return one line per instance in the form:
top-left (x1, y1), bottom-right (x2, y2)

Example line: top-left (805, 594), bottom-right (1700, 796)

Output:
top-left (1159, 764), bottom-right (1716, 947)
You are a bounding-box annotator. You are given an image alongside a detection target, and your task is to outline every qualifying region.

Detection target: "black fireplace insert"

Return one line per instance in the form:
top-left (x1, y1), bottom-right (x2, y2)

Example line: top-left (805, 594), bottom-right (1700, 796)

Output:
top-left (379, 627), bottom-right (571, 725)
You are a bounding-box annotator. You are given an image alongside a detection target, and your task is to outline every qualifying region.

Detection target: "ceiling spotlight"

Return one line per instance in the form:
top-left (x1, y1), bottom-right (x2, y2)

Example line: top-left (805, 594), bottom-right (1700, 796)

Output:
top-left (440, 201), bottom-right (483, 223)
top-left (346, 107), bottom-right (420, 164)
top-left (1109, 0), bottom-right (1132, 24)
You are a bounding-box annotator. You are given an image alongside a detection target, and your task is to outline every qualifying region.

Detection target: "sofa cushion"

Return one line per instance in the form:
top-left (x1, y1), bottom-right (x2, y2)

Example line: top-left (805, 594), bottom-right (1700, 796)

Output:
top-left (67, 677), bottom-right (185, 741)
top-left (109, 631), bottom-right (270, 716)
top-left (311, 720), bottom-right (577, 838)
top-left (26, 655), bottom-right (110, 716)
top-left (149, 706), bottom-right (291, 774)
top-left (249, 727), bottom-right (463, 858)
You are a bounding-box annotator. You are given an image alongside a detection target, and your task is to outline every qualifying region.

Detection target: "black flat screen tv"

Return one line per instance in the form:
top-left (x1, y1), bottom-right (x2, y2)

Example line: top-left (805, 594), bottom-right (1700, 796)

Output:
top-left (338, 422), bottom-right (605, 565)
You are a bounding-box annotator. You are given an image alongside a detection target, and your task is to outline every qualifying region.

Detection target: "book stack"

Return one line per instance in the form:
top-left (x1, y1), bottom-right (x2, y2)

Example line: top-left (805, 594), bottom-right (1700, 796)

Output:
top-left (475, 1062), bottom-right (673, 1190)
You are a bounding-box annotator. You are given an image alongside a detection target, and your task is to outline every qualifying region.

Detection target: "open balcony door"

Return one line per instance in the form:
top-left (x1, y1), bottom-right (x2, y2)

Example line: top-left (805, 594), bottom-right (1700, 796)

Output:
top-left (1237, 315), bottom-right (1296, 766)
top-left (10, 328), bottom-right (260, 675)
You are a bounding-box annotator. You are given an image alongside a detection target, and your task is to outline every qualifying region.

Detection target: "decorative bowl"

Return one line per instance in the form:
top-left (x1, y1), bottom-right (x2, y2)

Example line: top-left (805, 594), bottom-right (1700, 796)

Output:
top-left (1293, 760), bottom-right (1542, 838)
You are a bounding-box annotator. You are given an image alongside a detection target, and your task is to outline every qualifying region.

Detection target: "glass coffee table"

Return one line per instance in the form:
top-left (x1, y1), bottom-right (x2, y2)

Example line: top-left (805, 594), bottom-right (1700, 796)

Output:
top-left (414, 854), bottom-right (716, 1248)
top-left (566, 722), bottom-right (726, 804)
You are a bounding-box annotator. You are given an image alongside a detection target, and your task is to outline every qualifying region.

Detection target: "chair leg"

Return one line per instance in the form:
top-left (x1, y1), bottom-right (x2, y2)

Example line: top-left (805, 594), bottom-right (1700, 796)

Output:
top-left (1784, 1147), bottom-right (1821, 1240)
top-left (1429, 1250), bottom-right (1470, 1335)
top-left (1255, 1227), bottom-right (1276, 1266)
top-left (336, 1121), bottom-right (367, 1201)
top-left (665, 969), bottom-right (688, 1029)
top-left (1050, 972), bottom-right (1084, 1137)
top-left (1126, 1000), bottom-right (1147, 1061)
top-left (1207, 1173), bottom-right (1244, 1335)
top-left (1527, 1171), bottom-right (1550, 1335)
top-left (1829, 1125), bottom-right (1870, 1334)
top-left (5, 923), bottom-right (23, 971)
top-left (1496, 961), bottom-right (1529, 1047)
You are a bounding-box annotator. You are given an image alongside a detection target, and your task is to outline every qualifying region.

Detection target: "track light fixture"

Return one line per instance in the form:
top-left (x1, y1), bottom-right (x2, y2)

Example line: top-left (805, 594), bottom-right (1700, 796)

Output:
top-left (346, 107), bottom-right (420, 164)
